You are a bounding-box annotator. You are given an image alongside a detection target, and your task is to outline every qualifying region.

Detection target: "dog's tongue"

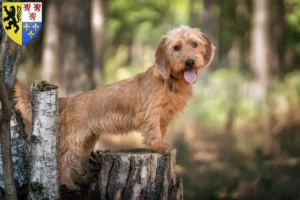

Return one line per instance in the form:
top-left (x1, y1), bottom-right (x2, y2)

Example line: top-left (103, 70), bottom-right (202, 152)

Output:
top-left (184, 69), bottom-right (197, 83)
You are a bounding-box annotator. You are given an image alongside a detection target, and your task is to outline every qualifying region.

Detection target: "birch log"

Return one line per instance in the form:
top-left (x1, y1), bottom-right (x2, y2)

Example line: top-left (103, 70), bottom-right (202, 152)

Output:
top-left (80, 149), bottom-right (183, 200)
top-left (28, 81), bottom-right (60, 200)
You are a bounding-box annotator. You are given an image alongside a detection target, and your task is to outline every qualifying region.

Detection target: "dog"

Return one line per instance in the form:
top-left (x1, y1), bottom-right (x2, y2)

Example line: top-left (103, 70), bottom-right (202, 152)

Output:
top-left (14, 26), bottom-right (214, 189)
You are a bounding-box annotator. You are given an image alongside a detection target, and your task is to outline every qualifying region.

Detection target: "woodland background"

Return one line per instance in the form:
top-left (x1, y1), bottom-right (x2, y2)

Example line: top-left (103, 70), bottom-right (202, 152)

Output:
top-left (1, 0), bottom-right (300, 199)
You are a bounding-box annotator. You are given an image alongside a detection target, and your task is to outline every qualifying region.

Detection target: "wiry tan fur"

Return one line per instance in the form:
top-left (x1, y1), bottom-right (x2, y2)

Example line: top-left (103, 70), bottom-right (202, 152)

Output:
top-left (14, 26), bottom-right (214, 189)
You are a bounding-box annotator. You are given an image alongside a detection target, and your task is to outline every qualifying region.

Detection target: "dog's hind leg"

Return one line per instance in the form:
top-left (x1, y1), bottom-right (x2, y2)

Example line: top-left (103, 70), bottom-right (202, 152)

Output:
top-left (59, 125), bottom-right (99, 189)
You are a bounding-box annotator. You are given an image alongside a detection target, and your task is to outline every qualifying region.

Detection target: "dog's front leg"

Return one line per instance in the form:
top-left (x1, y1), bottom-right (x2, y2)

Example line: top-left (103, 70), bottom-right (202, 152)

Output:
top-left (142, 121), bottom-right (171, 153)
top-left (160, 121), bottom-right (169, 138)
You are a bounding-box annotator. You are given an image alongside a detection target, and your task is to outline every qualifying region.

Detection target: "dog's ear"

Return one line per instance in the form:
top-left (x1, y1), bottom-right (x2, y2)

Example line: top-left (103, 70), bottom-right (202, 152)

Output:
top-left (155, 36), bottom-right (170, 79)
top-left (201, 34), bottom-right (215, 67)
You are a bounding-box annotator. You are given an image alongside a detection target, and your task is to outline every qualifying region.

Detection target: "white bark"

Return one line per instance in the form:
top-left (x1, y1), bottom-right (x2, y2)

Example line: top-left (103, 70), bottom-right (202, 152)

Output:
top-left (91, 0), bottom-right (105, 85)
top-left (250, 0), bottom-right (271, 100)
top-left (28, 81), bottom-right (60, 200)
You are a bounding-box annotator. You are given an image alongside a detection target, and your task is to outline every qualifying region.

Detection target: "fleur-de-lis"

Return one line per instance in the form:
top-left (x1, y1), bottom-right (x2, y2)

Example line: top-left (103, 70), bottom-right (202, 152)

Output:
top-left (23, 23), bottom-right (30, 31)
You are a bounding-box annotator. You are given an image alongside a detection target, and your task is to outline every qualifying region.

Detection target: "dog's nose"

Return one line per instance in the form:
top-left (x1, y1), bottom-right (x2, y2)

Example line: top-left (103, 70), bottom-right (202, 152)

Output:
top-left (185, 59), bottom-right (195, 68)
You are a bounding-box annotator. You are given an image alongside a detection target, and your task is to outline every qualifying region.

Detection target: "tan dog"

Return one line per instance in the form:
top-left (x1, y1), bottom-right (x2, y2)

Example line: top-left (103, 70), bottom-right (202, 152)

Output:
top-left (14, 26), bottom-right (214, 189)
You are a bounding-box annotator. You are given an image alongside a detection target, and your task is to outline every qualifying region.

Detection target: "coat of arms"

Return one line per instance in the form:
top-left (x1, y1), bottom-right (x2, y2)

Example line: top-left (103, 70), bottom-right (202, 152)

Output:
top-left (2, 2), bottom-right (42, 46)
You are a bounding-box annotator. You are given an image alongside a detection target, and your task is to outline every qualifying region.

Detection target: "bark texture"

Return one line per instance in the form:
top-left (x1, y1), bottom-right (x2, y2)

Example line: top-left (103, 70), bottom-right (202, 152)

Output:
top-left (0, 50), bottom-right (29, 199)
top-left (81, 149), bottom-right (183, 200)
top-left (28, 81), bottom-right (60, 200)
top-left (250, 0), bottom-right (271, 100)
top-left (0, 35), bottom-right (18, 200)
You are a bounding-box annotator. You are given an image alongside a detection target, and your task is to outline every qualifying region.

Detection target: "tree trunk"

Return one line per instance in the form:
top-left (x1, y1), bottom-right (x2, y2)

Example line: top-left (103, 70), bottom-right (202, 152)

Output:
top-left (41, 0), bottom-right (60, 88)
top-left (189, 0), bottom-right (196, 27)
top-left (236, 0), bottom-right (249, 70)
top-left (199, 0), bottom-right (217, 81)
top-left (28, 81), bottom-right (60, 200)
top-left (9, 110), bottom-right (29, 196)
top-left (42, 0), bottom-right (102, 96)
top-left (91, 0), bottom-right (105, 86)
top-left (273, 0), bottom-right (286, 80)
top-left (250, 0), bottom-right (271, 100)
top-left (0, 35), bottom-right (18, 200)
top-left (84, 149), bottom-right (183, 200)
top-left (0, 50), bottom-right (29, 199)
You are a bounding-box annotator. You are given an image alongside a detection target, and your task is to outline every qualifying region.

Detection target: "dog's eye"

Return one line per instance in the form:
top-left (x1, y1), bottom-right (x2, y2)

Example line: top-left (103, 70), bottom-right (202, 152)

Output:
top-left (191, 42), bottom-right (197, 48)
top-left (174, 45), bottom-right (181, 51)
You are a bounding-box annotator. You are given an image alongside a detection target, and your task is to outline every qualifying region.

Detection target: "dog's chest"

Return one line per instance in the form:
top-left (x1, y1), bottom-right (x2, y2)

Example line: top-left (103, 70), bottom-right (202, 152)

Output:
top-left (160, 91), bottom-right (190, 121)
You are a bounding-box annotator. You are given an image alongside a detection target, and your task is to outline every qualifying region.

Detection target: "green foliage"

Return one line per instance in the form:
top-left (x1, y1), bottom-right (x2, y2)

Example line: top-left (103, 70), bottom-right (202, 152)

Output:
top-left (283, 71), bottom-right (300, 97)
top-left (183, 68), bottom-right (258, 131)
top-left (106, 0), bottom-right (170, 46)
top-left (285, 0), bottom-right (300, 33)
top-left (269, 70), bottom-right (300, 110)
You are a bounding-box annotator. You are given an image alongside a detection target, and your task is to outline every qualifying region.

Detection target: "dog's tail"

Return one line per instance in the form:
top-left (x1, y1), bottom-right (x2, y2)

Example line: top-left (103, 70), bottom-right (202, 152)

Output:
top-left (14, 80), bottom-right (32, 124)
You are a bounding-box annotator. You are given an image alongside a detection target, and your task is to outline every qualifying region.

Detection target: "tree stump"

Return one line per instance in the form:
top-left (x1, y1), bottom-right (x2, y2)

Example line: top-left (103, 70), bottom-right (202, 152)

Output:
top-left (85, 149), bottom-right (183, 200)
top-left (28, 81), bottom-right (60, 200)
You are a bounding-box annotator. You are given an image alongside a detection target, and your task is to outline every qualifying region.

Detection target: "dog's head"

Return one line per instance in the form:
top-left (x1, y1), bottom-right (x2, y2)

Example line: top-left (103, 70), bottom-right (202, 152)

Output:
top-left (155, 26), bottom-right (215, 83)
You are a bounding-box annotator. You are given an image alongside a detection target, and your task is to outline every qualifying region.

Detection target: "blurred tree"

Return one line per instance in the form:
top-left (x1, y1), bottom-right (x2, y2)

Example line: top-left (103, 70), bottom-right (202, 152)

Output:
top-left (197, 0), bottom-right (218, 82)
top-left (91, 0), bottom-right (105, 85)
top-left (236, 0), bottom-right (250, 70)
top-left (202, 0), bottom-right (215, 35)
top-left (250, 0), bottom-right (271, 99)
top-left (189, 0), bottom-right (196, 27)
top-left (41, 0), bottom-right (60, 91)
top-left (201, 0), bottom-right (218, 54)
top-left (272, 0), bottom-right (287, 80)
top-left (218, 0), bottom-right (238, 64)
top-left (41, 0), bottom-right (105, 96)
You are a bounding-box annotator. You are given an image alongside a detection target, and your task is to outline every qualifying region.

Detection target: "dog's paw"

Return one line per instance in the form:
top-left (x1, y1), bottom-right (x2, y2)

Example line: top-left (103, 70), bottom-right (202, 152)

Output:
top-left (62, 182), bottom-right (80, 191)
top-left (151, 144), bottom-right (171, 153)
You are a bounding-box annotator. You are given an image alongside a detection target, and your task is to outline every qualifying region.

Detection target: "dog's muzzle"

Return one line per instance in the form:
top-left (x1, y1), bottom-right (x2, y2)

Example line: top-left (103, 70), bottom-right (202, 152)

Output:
top-left (183, 59), bottom-right (196, 84)
top-left (185, 59), bottom-right (195, 68)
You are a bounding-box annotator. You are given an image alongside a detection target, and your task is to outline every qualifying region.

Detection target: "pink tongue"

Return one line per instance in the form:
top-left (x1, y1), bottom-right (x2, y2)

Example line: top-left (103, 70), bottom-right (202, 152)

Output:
top-left (184, 69), bottom-right (197, 83)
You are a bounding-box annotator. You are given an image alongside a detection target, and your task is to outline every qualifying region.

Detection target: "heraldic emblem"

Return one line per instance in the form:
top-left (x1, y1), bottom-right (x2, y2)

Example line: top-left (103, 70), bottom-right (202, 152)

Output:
top-left (2, 2), bottom-right (42, 46)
